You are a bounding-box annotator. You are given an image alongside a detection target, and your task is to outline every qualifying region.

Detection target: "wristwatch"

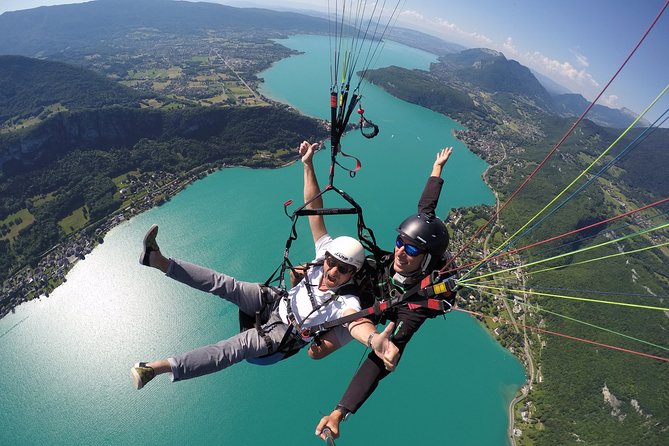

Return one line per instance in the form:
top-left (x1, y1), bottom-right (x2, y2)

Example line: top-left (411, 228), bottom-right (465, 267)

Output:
top-left (335, 404), bottom-right (351, 421)
top-left (367, 331), bottom-right (378, 349)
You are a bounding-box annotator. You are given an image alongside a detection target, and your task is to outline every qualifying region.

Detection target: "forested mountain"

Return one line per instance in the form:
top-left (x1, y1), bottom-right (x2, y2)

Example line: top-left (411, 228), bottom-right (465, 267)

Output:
top-left (618, 128), bottom-right (669, 198)
top-left (438, 48), bottom-right (555, 108)
top-left (0, 24), bottom-right (330, 285)
top-left (0, 105), bottom-right (323, 177)
top-left (0, 103), bottom-right (327, 281)
top-left (0, 0), bottom-right (329, 57)
top-left (1, 2), bottom-right (666, 444)
top-left (0, 55), bottom-right (145, 123)
top-left (363, 51), bottom-right (669, 444)
top-left (443, 48), bottom-right (648, 128)
top-left (365, 66), bottom-right (476, 117)
top-left (552, 93), bottom-right (650, 128)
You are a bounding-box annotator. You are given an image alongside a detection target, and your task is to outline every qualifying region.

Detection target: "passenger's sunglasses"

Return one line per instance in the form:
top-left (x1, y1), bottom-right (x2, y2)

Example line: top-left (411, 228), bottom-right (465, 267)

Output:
top-left (325, 254), bottom-right (356, 275)
top-left (395, 236), bottom-right (424, 257)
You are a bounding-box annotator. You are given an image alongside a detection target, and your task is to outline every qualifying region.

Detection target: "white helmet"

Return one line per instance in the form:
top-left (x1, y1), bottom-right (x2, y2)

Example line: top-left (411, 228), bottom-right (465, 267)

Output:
top-left (327, 236), bottom-right (365, 271)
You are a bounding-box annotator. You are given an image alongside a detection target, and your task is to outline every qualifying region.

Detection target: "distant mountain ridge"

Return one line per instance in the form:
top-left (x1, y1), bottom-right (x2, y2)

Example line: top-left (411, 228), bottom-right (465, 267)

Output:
top-left (532, 69), bottom-right (573, 95)
top-left (387, 27), bottom-right (466, 56)
top-left (551, 93), bottom-right (651, 128)
top-left (442, 48), bottom-right (555, 108)
top-left (0, 0), bottom-right (329, 56)
top-left (431, 48), bottom-right (647, 128)
top-left (0, 1), bottom-right (643, 129)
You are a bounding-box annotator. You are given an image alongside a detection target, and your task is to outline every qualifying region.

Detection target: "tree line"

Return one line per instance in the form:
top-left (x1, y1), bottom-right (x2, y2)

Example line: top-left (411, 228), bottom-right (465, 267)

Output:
top-left (0, 105), bottom-right (328, 281)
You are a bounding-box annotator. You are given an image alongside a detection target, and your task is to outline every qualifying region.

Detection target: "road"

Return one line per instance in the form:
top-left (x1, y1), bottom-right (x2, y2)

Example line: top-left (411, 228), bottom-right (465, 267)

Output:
top-left (479, 142), bottom-right (538, 446)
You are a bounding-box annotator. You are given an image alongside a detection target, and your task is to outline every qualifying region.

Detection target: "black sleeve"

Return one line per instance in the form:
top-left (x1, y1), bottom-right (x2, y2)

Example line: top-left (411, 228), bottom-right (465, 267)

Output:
top-left (337, 307), bottom-right (431, 413)
top-left (417, 176), bottom-right (444, 217)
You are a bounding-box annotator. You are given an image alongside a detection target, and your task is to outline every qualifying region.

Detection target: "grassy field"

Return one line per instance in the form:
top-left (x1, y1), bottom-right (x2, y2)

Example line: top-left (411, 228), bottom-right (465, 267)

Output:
top-left (31, 192), bottom-right (58, 207)
top-left (0, 208), bottom-right (35, 241)
top-left (59, 206), bottom-right (89, 234)
top-left (0, 103), bottom-right (68, 134)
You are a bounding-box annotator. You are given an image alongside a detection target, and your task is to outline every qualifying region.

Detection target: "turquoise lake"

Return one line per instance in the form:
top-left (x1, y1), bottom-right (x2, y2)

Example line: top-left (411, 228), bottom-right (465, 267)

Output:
top-left (0, 35), bottom-right (525, 445)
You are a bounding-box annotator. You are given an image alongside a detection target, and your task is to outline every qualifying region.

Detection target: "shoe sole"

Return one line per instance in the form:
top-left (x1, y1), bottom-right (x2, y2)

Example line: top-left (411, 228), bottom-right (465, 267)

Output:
top-left (139, 224), bottom-right (159, 266)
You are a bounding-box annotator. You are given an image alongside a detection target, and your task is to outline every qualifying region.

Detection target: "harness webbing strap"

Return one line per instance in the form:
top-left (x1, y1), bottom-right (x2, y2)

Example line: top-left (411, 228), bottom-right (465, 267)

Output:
top-left (417, 276), bottom-right (459, 298)
top-left (302, 279), bottom-right (424, 336)
top-left (302, 268), bottom-right (460, 336)
top-left (295, 207), bottom-right (358, 216)
top-left (255, 313), bottom-right (276, 354)
top-left (407, 299), bottom-right (452, 312)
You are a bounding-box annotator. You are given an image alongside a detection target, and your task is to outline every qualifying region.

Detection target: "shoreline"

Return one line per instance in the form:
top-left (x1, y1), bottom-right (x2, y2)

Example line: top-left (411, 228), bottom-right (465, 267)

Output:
top-left (477, 139), bottom-right (529, 446)
top-left (0, 140), bottom-right (334, 320)
top-left (0, 158), bottom-right (293, 318)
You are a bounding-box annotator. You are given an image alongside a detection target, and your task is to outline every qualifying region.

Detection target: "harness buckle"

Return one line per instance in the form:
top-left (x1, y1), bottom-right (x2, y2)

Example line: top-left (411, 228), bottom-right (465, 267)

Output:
top-left (300, 328), bottom-right (312, 340)
top-left (445, 276), bottom-right (461, 293)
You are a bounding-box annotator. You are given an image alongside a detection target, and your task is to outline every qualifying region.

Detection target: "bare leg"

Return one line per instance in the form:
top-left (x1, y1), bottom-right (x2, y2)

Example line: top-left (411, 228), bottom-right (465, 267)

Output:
top-left (146, 359), bottom-right (171, 375)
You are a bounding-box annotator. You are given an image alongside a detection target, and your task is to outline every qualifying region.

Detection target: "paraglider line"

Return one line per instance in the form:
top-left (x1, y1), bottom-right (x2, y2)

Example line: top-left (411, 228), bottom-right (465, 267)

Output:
top-left (502, 108), bottom-right (669, 252)
top-left (522, 240), bottom-right (669, 278)
top-left (439, 197), bottom-right (669, 277)
top-left (447, 0), bottom-right (669, 270)
top-left (453, 307), bottom-right (669, 362)
top-left (475, 289), bottom-right (669, 352)
top-left (463, 283), bottom-right (669, 311)
top-left (457, 221), bottom-right (669, 283)
top-left (461, 82), bottom-right (669, 282)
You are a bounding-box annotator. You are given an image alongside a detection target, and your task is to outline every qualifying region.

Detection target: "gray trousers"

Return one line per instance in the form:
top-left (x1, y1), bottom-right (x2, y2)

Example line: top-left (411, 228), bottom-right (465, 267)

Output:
top-left (166, 259), bottom-right (292, 381)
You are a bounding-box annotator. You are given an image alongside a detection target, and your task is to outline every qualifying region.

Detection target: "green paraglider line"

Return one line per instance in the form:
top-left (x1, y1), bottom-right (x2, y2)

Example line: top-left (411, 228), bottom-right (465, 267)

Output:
top-left (476, 290), bottom-right (669, 352)
top-left (445, 0), bottom-right (669, 272)
top-left (461, 82), bottom-right (669, 282)
top-left (459, 223), bottom-right (669, 283)
top-left (464, 284), bottom-right (669, 311)
top-left (522, 240), bottom-right (669, 277)
top-left (453, 307), bottom-right (669, 362)
top-left (438, 197), bottom-right (669, 278)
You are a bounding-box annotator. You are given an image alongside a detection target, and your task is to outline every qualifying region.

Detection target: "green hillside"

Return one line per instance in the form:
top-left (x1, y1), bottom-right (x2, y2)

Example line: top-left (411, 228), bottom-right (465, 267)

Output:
top-left (364, 57), bottom-right (669, 444)
top-left (0, 55), bottom-right (145, 124)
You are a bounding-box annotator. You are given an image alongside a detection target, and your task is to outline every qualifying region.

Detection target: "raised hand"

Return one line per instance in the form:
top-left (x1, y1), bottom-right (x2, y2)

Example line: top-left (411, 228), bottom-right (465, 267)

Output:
top-left (370, 322), bottom-right (400, 371)
top-left (431, 146), bottom-right (453, 177)
top-left (299, 140), bottom-right (321, 164)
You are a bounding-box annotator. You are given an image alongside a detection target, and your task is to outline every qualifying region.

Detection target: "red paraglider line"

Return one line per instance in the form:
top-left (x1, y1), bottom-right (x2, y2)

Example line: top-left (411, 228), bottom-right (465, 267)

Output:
top-left (454, 308), bottom-right (669, 362)
top-left (440, 197), bottom-right (669, 276)
top-left (448, 0), bottom-right (669, 267)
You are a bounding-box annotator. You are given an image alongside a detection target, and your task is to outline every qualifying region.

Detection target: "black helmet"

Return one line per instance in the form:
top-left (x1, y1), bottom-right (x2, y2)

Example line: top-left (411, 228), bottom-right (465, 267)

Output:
top-left (396, 212), bottom-right (449, 276)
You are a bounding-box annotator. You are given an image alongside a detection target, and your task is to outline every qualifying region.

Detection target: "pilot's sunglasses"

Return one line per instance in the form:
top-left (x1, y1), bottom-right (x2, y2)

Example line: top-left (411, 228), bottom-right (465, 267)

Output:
top-left (395, 236), bottom-right (423, 257)
top-left (325, 254), bottom-right (356, 275)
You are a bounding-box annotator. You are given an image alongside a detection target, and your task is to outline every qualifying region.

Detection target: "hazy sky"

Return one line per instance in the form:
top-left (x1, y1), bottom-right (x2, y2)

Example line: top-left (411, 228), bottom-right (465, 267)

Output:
top-left (2, 0), bottom-right (668, 120)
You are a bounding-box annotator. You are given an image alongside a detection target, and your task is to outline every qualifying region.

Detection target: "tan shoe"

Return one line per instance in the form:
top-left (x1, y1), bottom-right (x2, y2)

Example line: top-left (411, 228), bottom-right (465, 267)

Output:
top-left (130, 362), bottom-right (156, 390)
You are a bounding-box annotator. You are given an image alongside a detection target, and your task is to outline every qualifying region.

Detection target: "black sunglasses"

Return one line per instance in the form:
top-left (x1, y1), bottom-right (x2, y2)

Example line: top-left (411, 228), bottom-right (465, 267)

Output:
top-left (324, 254), bottom-right (356, 275)
top-left (395, 236), bottom-right (423, 257)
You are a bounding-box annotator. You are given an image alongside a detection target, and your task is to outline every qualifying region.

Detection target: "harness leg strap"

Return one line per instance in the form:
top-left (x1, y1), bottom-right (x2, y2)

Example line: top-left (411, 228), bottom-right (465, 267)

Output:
top-left (254, 310), bottom-right (275, 354)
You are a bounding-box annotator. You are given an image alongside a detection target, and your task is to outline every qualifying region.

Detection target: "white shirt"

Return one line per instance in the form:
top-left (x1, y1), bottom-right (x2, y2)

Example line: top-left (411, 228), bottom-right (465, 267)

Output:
top-left (278, 234), bottom-right (361, 337)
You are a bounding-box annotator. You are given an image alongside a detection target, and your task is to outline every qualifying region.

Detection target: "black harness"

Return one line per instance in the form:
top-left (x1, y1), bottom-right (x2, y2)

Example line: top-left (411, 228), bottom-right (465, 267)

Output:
top-left (239, 264), bottom-right (362, 361)
top-left (300, 258), bottom-right (461, 338)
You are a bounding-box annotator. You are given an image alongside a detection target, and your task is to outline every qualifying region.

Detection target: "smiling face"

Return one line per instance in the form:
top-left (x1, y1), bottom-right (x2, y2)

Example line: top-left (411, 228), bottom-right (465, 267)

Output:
top-left (320, 253), bottom-right (356, 290)
top-left (393, 236), bottom-right (426, 276)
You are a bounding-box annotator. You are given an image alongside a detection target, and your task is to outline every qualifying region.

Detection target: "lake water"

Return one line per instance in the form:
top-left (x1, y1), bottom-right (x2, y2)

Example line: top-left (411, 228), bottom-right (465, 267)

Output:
top-left (0, 35), bottom-right (525, 445)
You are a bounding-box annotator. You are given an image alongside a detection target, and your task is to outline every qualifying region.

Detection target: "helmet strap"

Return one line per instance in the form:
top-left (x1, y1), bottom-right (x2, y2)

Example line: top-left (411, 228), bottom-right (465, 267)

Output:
top-left (420, 253), bottom-right (432, 275)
